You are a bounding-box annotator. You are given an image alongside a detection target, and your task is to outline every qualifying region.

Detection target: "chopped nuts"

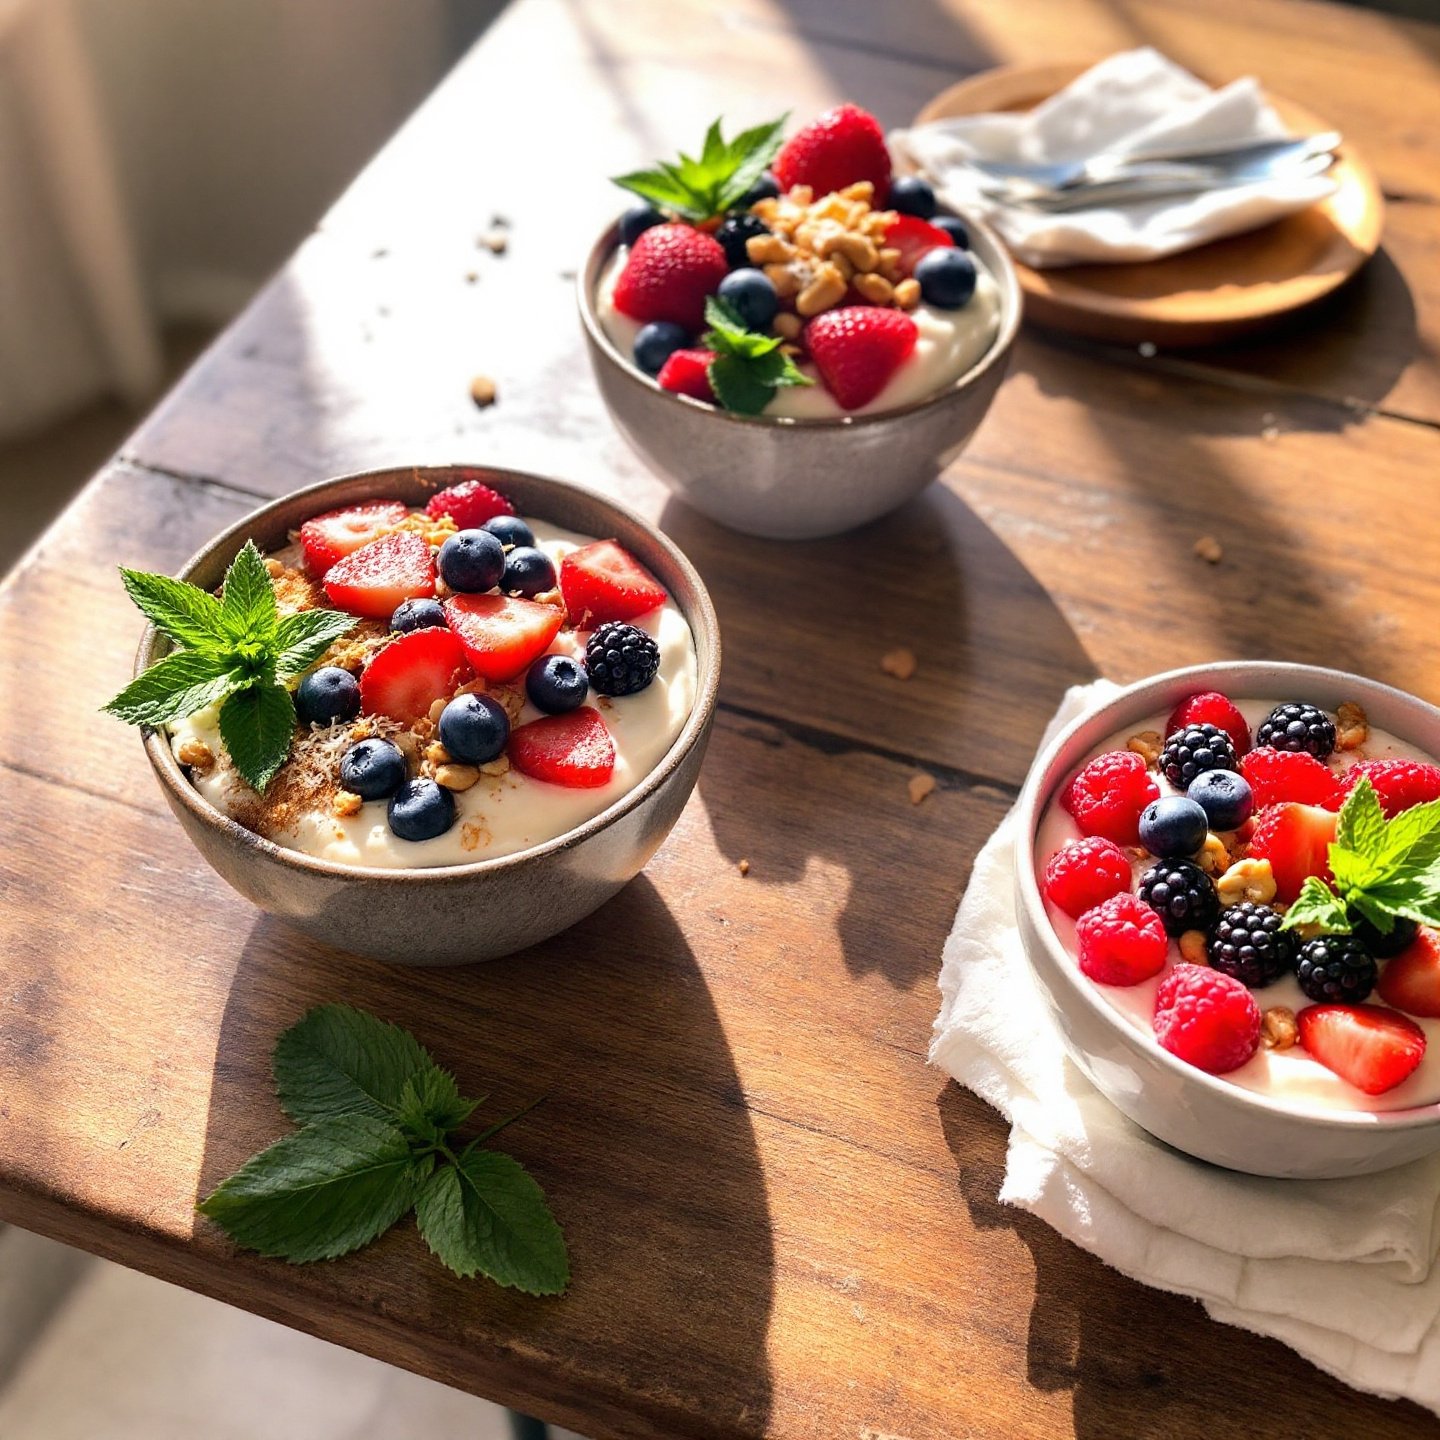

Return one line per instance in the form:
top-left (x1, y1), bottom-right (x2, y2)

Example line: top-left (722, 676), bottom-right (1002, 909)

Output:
top-left (479, 755), bottom-right (510, 777)
top-left (796, 263), bottom-right (848, 317)
top-left (263, 557), bottom-right (285, 578)
top-left (1178, 930), bottom-right (1209, 964)
top-left (747, 233), bottom-right (796, 265)
top-left (1197, 833), bottom-right (1231, 876)
top-left (738, 857), bottom-right (751, 876)
top-left (1261, 1007), bottom-right (1299, 1051)
top-left (1194, 535), bottom-right (1223, 564)
top-left (893, 278), bottom-right (921, 309)
top-left (881, 647), bottom-right (917, 680)
top-left (435, 763), bottom-right (480, 791)
top-left (176, 737), bottom-right (214, 770)
top-left (469, 375), bottom-right (498, 408)
top-left (1126, 730), bottom-right (1163, 767)
top-left (853, 272), bottom-right (894, 305)
top-left (427, 698), bottom-right (448, 725)
top-left (1216, 857), bottom-right (1277, 907)
top-left (332, 789), bottom-right (363, 818)
top-left (425, 740), bottom-right (451, 765)
top-left (1336, 700), bottom-right (1369, 751)
top-left (908, 772), bottom-right (937, 806)
top-left (772, 312), bottom-right (803, 341)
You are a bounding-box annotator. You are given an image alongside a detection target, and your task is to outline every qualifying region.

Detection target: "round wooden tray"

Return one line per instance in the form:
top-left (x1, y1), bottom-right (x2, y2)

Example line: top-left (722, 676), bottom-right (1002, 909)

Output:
top-left (913, 61), bottom-right (1385, 347)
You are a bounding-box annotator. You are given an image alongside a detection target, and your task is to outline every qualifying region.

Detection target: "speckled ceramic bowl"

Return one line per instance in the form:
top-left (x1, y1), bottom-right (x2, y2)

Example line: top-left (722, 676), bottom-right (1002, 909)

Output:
top-left (137, 465), bottom-right (720, 966)
top-left (578, 216), bottom-right (1021, 541)
top-left (1015, 662), bottom-right (1440, 1179)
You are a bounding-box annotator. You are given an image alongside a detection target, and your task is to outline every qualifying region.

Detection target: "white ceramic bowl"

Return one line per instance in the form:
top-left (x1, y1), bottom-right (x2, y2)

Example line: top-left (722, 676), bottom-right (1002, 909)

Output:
top-left (1014, 661), bottom-right (1440, 1179)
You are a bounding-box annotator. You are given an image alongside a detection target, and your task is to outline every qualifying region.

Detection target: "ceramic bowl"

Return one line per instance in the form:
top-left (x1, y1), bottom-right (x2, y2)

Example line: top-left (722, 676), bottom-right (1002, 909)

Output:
top-left (137, 465), bottom-right (720, 967)
top-left (577, 216), bottom-right (1022, 541)
top-left (1014, 661), bottom-right (1440, 1179)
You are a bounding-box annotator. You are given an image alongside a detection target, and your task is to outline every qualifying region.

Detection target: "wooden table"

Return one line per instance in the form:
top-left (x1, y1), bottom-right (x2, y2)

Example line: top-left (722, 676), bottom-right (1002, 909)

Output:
top-left (3, 0), bottom-right (1439, 1435)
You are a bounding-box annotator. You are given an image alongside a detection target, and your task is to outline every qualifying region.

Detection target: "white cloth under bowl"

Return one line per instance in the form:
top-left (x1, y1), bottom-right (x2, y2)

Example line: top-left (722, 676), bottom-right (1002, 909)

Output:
top-left (890, 48), bottom-right (1338, 269)
top-left (931, 680), bottom-right (1440, 1414)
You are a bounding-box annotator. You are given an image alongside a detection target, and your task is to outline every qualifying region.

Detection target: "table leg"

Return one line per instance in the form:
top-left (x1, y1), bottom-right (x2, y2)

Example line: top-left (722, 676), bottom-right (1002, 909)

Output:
top-left (506, 1411), bottom-right (550, 1440)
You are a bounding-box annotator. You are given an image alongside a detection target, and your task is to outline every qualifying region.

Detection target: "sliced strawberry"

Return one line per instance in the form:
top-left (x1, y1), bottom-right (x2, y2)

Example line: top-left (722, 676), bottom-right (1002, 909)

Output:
top-left (773, 104), bottom-right (891, 201)
top-left (805, 306), bottom-right (918, 411)
top-left (1377, 930), bottom-right (1440, 1018)
top-left (1297, 1004), bottom-right (1427, 1096)
top-left (1246, 803), bottom-right (1337, 904)
top-left (508, 707), bottom-right (616, 789)
top-left (656, 348), bottom-right (716, 403)
top-left (442, 593), bottom-right (564, 682)
top-left (612, 224), bottom-right (728, 331)
top-left (359, 628), bottom-right (471, 723)
top-left (559, 540), bottom-right (667, 627)
top-left (1340, 759), bottom-right (1440, 818)
top-left (1240, 748), bottom-right (1344, 809)
top-left (1166, 691), bottom-right (1251, 755)
top-left (883, 214), bottom-right (955, 276)
top-left (298, 500), bottom-right (408, 576)
top-left (323, 532), bottom-right (436, 620)
top-left (424, 477), bottom-right (516, 528)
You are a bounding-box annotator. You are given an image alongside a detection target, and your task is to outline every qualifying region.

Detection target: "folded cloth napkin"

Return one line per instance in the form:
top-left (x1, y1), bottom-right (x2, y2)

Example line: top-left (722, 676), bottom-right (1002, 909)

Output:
top-left (932, 680), bottom-right (1440, 1413)
top-left (889, 48), bottom-right (1338, 268)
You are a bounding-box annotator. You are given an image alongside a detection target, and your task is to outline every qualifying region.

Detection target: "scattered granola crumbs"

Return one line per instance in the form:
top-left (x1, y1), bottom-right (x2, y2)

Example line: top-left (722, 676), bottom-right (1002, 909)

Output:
top-left (1194, 535), bottom-right (1223, 564)
top-left (1178, 930), bottom-right (1208, 964)
top-left (1126, 730), bottom-right (1163, 767)
top-left (479, 229), bottom-right (508, 254)
top-left (176, 737), bottom-right (214, 770)
top-left (881, 647), bottom-right (917, 681)
top-left (464, 270), bottom-right (479, 283)
top-left (1261, 1006), bottom-right (1299, 1051)
top-left (332, 789), bottom-right (363, 818)
top-left (738, 857), bottom-right (751, 876)
top-left (469, 375), bottom-right (498, 408)
top-left (263, 557), bottom-right (284, 578)
top-left (908, 772), bottom-right (936, 806)
top-left (1336, 700), bottom-right (1369, 751)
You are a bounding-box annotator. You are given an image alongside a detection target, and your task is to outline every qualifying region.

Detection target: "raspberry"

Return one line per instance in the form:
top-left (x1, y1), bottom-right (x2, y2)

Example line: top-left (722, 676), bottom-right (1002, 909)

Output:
top-left (1239, 747), bottom-right (1344, 809)
top-left (1075, 893), bottom-right (1168, 986)
top-left (1256, 701), bottom-right (1336, 759)
top-left (1296, 934), bottom-right (1377, 1004)
top-left (1137, 859), bottom-right (1219, 936)
top-left (1160, 723), bottom-right (1238, 789)
top-left (1152, 964), bottom-right (1262, 1074)
top-left (1207, 902), bottom-right (1297, 987)
top-left (1166, 691), bottom-right (1251, 756)
top-left (1043, 837), bottom-right (1133, 919)
top-left (1061, 750), bottom-right (1160, 846)
top-left (1339, 759), bottom-right (1440, 818)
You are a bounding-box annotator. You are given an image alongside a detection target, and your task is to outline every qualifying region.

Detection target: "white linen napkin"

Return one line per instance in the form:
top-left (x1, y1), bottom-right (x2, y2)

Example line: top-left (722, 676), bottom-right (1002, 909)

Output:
top-left (890, 48), bottom-right (1338, 268)
top-left (932, 680), bottom-right (1440, 1413)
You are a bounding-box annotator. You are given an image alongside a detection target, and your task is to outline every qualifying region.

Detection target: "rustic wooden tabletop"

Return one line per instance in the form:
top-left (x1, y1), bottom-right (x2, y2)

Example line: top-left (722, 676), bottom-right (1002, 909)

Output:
top-left (3, 0), bottom-right (1439, 1436)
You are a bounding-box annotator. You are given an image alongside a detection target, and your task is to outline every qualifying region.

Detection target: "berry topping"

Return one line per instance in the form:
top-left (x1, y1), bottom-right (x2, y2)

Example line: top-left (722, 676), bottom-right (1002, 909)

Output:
top-left (1296, 1004), bottom-right (1426, 1095)
top-left (1238, 747), bottom-right (1343, 810)
top-left (387, 778), bottom-right (456, 842)
top-left (1339, 758), bottom-right (1440, 818)
top-left (323, 532), bottom-right (436, 621)
top-left (773, 103), bottom-right (891, 201)
top-left (525, 653), bottom-right (589, 715)
top-left (508, 707), bottom-right (617, 789)
top-left (888, 175), bottom-right (937, 219)
top-left (295, 666), bottom-right (361, 726)
top-left (656, 347), bottom-right (718, 402)
top-left (559, 540), bottom-right (667, 627)
top-left (358, 627), bottom-right (471, 723)
top-left (932, 215), bottom-right (970, 249)
top-left (585, 620), bottom-right (661, 697)
top-left (612, 223), bottom-right (728, 331)
top-left (914, 247), bottom-right (977, 310)
top-left (619, 204), bottom-right (665, 248)
top-left (1160, 722), bottom-right (1238, 789)
top-left (424, 477), bottom-right (516, 528)
top-left (1351, 912), bottom-right (1418, 959)
top-left (1060, 749), bottom-right (1160, 846)
top-left (882, 213), bottom-right (956, 275)
top-left (501, 546), bottom-right (557, 599)
top-left (1186, 769), bottom-right (1254, 831)
top-left (390, 597), bottom-right (447, 634)
top-left (437, 692), bottom-right (510, 765)
top-left (1152, 965), bottom-right (1262, 1074)
top-left (715, 213), bottom-right (770, 268)
top-left (1138, 796), bottom-right (1208, 859)
top-left (1075, 893), bottom-right (1168, 986)
top-left (1042, 836), bottom-right (1132, 919)
top-left (804, 306), bottom-right (918, 411)
top-left (1256, 701), bottom-right (1337, 760)
top-left (437, 528), bottom-right (506, 594)
top-left (339, 738), bottom-right (407, 801)
top-left (481, 514), bottom-right (535, 549)
top-left (633, 321), bottom-right (691, 377)
top-left (1296, 933), bottom-right (1378, 1004)
top-left (442, 593), bottom-right (565, 683)
top-left (717, 268), bottom-right (779, 331)
top-left (1207, 902), bottom-right (1297, 988)
top-left (1166, 691), bottom-right (1251, 755)
top-left (1137, 858), bottom-right (1220, 936)
top-left (1376, 929), bottom-right (1440, 1016)
top-left (1247, 803), bottom-right (1337, 903)
top-left (298, 500), bottom-right (408, 577)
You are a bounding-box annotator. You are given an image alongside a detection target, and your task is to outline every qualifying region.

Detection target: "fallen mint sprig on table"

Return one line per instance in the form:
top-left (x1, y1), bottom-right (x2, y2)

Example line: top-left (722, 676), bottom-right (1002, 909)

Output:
top-left (611, 114), bottom-right (787, 222)
top-left (198, 1004), bottom-right (569, 1294)
top-left (702, 295), bottom-right (813, 415)
top-left (102, 541), bottom-right (356, 792)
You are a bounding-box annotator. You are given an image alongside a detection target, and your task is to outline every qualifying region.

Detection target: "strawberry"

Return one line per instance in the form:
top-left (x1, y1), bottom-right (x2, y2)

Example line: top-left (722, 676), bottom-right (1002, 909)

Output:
top-left (883, 214), bottom-right (956, 276)
top-left (424, 476), bottom-right (516, 528)
top-left (805, 306), bottom-right (918, 411)
top-left (442, 593), bottom-right (564, 682)
top-left (656, 348), bottom-right (717, 403)
top-left (298, 500), bottom-right (408, 576)
top-left (1339, 758), bottom-right (1440, 818)
top-left (508, 707), bottom-right (616, 789)
top-left (1377, 929), bottom-right (1440, 1018)
top-left (323, 532), bottom-right (435, 620)
top-left (1246, 803), bottom-right (1337, 903)
top-left (612, 224), bottom-right (728, 330)
top-left (359, 628), bottom-right (471, 723)
top-left (1297, 1004), bottom-right (1427, 1096)
top-left (1240, 747), bottom-right (1344, 809)
top-left (1166, 691), bottom-right (1251, 755)
top-left (559, 540), bottom-right (667, 627)
top-left (773, 104), bottom-right (891, 201)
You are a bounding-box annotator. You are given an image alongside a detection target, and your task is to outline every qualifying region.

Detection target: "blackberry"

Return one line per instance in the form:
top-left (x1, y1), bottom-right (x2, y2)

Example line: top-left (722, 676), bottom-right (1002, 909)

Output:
top-left (586, 621), bottom-right (660, 697)
top-left (716, 213), bottom-right (769, 269)
top-left (1296, 934), bottom-right (1377, 1004)
top-left (1207, 902), bottom-right (1297, 988)
top-left (1160, 723), bottom-right (1238, 789)
top-left (1137, 859), bottom-right (1220, 936)
top-left (1256, 702), bottom-right (1336, 759)
top-left (1348, 911), bottom-right (1417, 959)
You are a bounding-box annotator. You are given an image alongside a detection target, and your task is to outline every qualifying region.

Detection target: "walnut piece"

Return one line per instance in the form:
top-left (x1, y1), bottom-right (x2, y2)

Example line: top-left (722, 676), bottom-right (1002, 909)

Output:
top-left (1261, 1007), bottom-right (1299, 1051)
top-left (1126, 730), bottom-right (1163, 767)
top-left (176, 737), bottom-right (214, 770)
top-left (1178, 930), bottom-right (1208, 964)
top-left (1197, 833), bottom-right (1231, 876)
top-left (1216, 857), bottom-right (1277, 907)
top-left (1336, 700), bottom-right (1369, 751)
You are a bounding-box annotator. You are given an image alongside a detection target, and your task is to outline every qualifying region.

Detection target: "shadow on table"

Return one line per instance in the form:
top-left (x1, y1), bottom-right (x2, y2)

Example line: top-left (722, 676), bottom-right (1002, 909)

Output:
top-left (194, 876), bottom-right (775, 1439)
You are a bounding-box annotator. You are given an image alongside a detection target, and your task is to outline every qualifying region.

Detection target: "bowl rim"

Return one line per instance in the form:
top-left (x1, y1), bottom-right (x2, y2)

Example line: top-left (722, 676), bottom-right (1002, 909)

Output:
top-left (1015, 660), bottom-right (1440, 1133)
top-left (138, 463), bottom-right (721, 885)
top-left (575, 210), bottom-right (1023, 429)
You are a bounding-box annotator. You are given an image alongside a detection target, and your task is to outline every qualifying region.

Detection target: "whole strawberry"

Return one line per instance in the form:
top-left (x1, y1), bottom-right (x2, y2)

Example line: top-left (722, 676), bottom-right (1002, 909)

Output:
top-left (774, 103), bottom-right (891, 200)
top-left (613, 224), bottom-right (727, 331)
top-left (805, 307), bottom-right (917, 411)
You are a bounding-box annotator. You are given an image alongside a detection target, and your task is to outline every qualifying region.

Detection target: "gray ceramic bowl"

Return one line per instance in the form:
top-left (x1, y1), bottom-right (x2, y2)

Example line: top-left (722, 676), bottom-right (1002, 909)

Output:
top-left (1015, 662), bottom-right (1440, 1179)
top-left (578, 216), bottom-right (1022, 541)
top-left (137, 465), bottom-right (720, 966)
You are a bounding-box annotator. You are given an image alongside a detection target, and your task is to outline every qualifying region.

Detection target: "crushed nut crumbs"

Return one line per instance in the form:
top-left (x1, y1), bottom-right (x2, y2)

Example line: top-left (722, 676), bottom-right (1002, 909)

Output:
top-left (1178, 930), bottom-right (1208, 964)
top-left (908, 773), bottom-right (936, 806)
top-left (738, 857), bottom-right (751, 876)
top-left (1127, 730), bottom-right (1163, 767)
top-left (881, 647), bottom-right (917, 681)
top-left (1336, 700), bottom-right (1369, 751)
top-left (1261, 1007), bottom-right (1299, 1051)
top-left (1194, 535), bottom-right (1223, 564)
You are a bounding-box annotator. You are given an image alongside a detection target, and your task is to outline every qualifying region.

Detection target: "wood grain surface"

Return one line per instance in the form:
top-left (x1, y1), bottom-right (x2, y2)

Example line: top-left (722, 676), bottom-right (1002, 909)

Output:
top-left (3, 0), bottom-right (1440, 1437)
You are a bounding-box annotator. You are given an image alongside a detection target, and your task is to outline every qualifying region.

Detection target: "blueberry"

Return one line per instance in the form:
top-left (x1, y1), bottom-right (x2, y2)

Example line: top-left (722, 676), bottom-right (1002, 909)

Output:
top-left (338, 738), bottom-right (407, 800)
top-left (619, 205), bottom-right (664, 248)
top-left (716, 269), bottom-right (778, 331)
top-left (387, 778), bottom-right (456, 842)
top-left (502, 545), bottom-right (557, 598)
top-left (390, 597), bottom-right (447, 633)
top-left (735, 171), bottom-right (780, 208)
top-left (933, 215), bottom-right (970, 249)
top-left (1138, 796), bottom-right (1209, 859)
top-left (1186, 770), bottom-right (1254, 832)
top-left (633, 321), bottom-right (691, 377)
top-left (914, 247), bottom-right (977, 309)
top-left (889, 175), bottom-right (937, 219)
top-left (295, 666), bottom-right (360, 726)
top-left (715, 212), bottom-right (769, 269)
top-left (438, 692), bottom-right (510, 764)
top-left (481, 514), bottom-right (535, 549)
top-left (437, 528), bottom-right (505, 593)
top-left (525, 653), bottom-right (589, 714)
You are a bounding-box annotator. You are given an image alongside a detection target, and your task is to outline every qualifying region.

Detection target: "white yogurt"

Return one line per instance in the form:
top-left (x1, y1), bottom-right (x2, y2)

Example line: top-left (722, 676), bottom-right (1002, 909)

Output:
top-left (170, 520), bottom-right (698, 870)
top-left (1035, 699), bottom-right (1440, 1113)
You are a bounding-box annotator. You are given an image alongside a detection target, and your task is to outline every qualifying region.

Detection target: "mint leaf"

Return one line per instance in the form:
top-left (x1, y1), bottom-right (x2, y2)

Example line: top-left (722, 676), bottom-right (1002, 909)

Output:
top-left (198, 1115), bottom-right (429, 1262)
top-left (1335, 776), bottom-right (1387, 862)
top-left (1281, 876), bottom-right (1352, 933)
top-left (701, 296), bottom-right (813, 415)
top-left (716, 116), bottom-right (788, 212)
top-left (101, 650), bottom-right (239, 726)
top-left (708, 355), bottom-right (775, 415)
top-left (1348, 891), bottom-right (1398, 935)
top-left (273, 608), bottom-right (357, 679)
top-left (612, 113), bottom-right (786, 221)
top-left (119, 568), bottom-right (227, 656)
top-left (414, 1149), bottom-right (569, 1294)
top-left (1378, 798), bottom-right (1440, 874)
top-left (219, 680), bottom-right (295, 792)
top-left (218, 540), bottom-right (278, 646)
top-left (396, 1070), bottom-right (479, 1142)
top-left (1363, 875), bottom-right (1440, 928)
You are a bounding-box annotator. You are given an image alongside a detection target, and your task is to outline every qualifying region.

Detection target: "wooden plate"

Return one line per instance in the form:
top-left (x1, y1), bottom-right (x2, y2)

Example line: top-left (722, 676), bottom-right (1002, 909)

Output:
top-left (913, 62), bottom-right (1385, 347)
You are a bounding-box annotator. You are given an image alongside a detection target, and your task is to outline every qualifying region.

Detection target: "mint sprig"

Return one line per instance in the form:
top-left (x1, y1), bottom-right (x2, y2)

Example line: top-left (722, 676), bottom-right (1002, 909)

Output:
top-left (199, 1005), bottom-right (568, 1295)
top-left (104, 541), bottom-right (357, 792)
top-left (702, 295), bottom-right (813, 415)
top-left (611, 114), bottom-right (787, 222)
